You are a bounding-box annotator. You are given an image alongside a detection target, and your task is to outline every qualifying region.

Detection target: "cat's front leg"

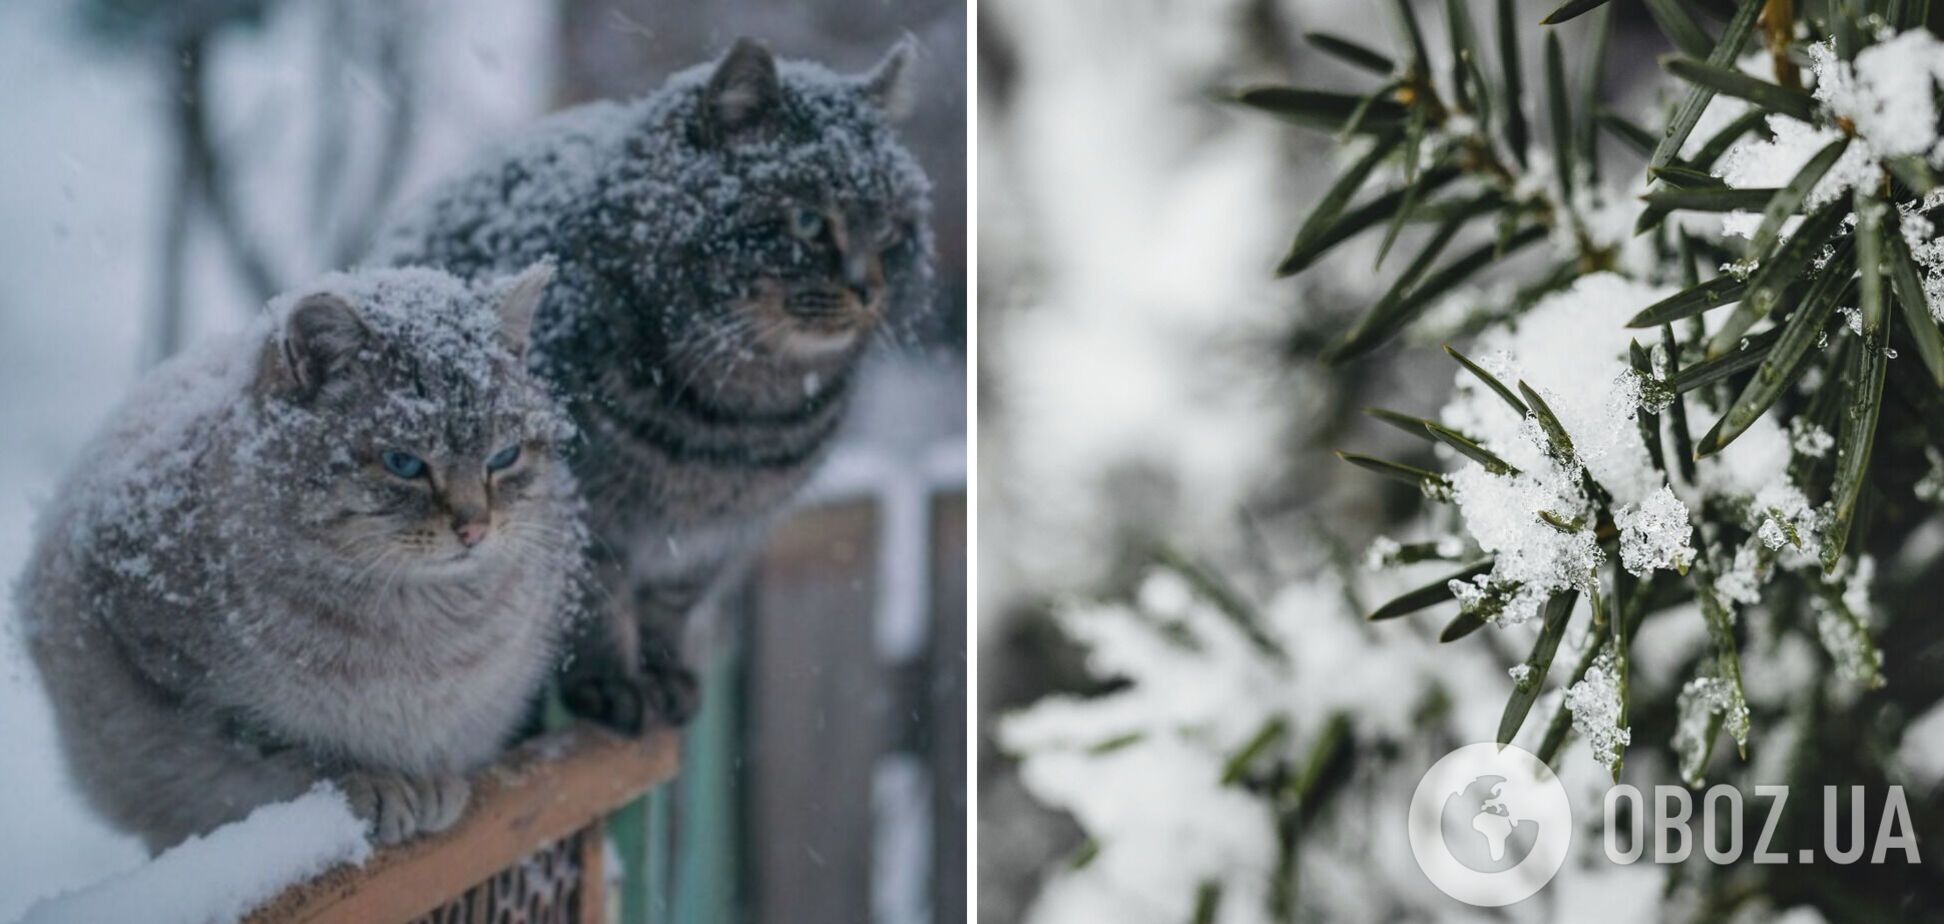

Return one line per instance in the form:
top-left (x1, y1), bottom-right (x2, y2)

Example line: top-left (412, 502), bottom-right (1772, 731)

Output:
top-left (560, 560), bottom-right (702, 733)
top-left (337, 769), bottom-right (471, 846)
top-left (560, 645), bottom-right (698, 734)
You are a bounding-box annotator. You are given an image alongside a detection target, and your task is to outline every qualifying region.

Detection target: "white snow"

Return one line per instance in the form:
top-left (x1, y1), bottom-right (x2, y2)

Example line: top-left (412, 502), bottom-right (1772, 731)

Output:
top-left (1672, 674), bottom-right (1744, 787)
top-left (15, 784), bottom-right (371, 924)
top-left (1813, 557), bottom-right (1886, 689)
top-left (1565, 647), bottom-right (1630, 773)
top-left (1714, 115), bottom-right (1877, 239)
top-left (1789, 417), bottom-right (1834, 458)
top-left (1713, 31), bottom-right (1944, 240)
top-left (996, 564), bottom-right (1525, 922)
top-left (1812, 31), bottom-right (1944, 160)
top-left (1437, 274), bottom-right (1674, 624)
top-left (1614, 485), bottom-right (1696, 577)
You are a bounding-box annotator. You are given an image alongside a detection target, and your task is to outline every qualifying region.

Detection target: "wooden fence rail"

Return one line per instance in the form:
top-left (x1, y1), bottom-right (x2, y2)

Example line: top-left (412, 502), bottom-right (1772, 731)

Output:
top-left (249, 727), bottom-right (680, 924)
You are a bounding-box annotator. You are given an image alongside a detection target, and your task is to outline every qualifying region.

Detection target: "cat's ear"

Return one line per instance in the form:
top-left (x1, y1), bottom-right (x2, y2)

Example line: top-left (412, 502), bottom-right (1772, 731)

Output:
top-left (860, 35), bottom-right (919, 121)
top-left (494, 261), bottom-right (554, 357)
top-left (702, 38), bottom-right (782, 141)
top-left (280, 293), bottom-right (370, 399)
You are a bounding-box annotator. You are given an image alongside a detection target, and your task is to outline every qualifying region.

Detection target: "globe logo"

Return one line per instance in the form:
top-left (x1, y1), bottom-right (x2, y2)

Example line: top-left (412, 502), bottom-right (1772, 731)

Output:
top-left (1442, 775), bottom-right (1540, 872)
top-left (1409, 743), bottom-right (1571, 907)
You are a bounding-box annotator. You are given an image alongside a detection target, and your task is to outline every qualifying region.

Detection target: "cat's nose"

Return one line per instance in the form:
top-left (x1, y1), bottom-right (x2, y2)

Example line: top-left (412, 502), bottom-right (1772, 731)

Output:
top-left (455, 520), bottom-right (491, 548)
top-left (844, 255), bottom-right (876, 303)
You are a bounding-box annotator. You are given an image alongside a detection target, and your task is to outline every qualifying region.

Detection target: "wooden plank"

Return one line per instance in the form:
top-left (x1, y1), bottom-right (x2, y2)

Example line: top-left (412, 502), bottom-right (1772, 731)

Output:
top-left (249, 725), bottom-right (680, 924)
top-left (580, 816), bottom-right (606, 924)
top-left (930, 490), bottom-right (968, 923)
top-left (747, 501), bottom-right (882, 924)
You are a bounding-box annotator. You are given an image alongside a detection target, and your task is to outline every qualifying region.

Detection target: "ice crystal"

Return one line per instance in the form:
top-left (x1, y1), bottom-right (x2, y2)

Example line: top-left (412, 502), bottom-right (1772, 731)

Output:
top-left (1790, 417), bottom-right (1834, 459)
top-left (1749, 482), bottom-right (1823, 560)
top-left (1815, 557), bottom-right (1886, 689)
top-left (1614, 486), bottom-right (1695, 577)
top-left (1672, 675), bottom-right (1742, 786)
top-left (1565, 647), bottom-right (1630, 773)
top-left (1508, 663), bottom-right (1534, 688)
top-left (1715, 541), bottom-right (1767, 607)
top-left (1814, 603), bottom-right (1885, 689)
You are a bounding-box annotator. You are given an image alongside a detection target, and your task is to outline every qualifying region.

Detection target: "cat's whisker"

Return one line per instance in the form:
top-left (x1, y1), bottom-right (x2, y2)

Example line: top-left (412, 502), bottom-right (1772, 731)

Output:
top-left (341, 549), bottom-right (398, 590)
top-left (668, 316), bottom-right (756, 400)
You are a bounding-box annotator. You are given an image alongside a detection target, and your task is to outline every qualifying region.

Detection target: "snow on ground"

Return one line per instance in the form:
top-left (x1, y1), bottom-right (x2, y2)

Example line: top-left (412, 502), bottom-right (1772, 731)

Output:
top-left (15, 784), bottom-right (370, 924)
top-left (0, 0), bottom-right (549, 918)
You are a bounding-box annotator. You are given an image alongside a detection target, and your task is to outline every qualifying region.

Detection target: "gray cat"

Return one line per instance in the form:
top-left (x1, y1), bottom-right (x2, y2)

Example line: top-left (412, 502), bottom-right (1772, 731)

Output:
top-left (15, 265), bottom-right (581, 852)
top-left (370, 38), bottom-right (934, 730)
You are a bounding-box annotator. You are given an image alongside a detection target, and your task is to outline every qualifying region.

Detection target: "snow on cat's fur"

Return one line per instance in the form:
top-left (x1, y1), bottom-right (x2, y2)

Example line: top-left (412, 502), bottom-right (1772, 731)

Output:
top-left (15, 265), bottom-right (583, 852)
top-left (370, 39), bottom-right (934, 729)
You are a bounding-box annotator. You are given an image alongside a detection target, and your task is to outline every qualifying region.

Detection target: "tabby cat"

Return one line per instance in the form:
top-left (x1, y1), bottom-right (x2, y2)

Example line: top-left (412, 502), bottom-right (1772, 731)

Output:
top-left (16, 265), bottom-right (580, 851)
top-left (370, 38), bottom-right (934, 729)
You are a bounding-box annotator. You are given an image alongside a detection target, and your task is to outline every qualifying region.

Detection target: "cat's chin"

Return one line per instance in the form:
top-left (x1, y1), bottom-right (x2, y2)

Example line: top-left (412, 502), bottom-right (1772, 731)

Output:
top-left (779, 326), bottom-right (861, 359)
top-left (401, 548), bottom-right (492, 582)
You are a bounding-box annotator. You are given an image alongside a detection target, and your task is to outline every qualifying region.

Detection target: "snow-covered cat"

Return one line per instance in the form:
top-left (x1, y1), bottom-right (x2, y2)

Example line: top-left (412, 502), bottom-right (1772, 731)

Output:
top-left (370, 39), bottom-right (934, 730)
top-left (16, 265), bottom-right (582, 852)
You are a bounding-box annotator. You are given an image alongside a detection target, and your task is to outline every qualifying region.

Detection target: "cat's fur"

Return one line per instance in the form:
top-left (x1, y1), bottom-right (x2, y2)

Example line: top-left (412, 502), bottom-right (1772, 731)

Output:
top-left (369, 39), bottom-right (934, 729)
top-left (16, 265), bottom-right (582, 852)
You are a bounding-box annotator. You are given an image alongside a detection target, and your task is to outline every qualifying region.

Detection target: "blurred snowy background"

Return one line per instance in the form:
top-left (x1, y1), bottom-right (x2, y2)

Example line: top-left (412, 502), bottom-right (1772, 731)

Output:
top-left (0, 0), bottom-right (963, 920)
top-left (978, 1), bottom-right (1944, 921)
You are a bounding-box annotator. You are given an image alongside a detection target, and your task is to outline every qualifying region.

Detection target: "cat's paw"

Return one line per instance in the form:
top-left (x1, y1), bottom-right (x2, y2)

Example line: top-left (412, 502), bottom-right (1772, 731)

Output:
top-left (337, 770), bottom-right (472, 846)
top-left (563, 666), bottom-right (699, 734)
top-left (644, 663), bottom-right (700, 727)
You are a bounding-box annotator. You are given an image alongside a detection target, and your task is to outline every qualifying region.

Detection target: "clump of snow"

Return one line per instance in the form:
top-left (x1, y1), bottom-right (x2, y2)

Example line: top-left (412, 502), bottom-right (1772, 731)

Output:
top-left (1753, 484), bottom-right (1819, 548)
top-left (1431, 273), bottom-right (1812, 627)
top-left (1905, 205), bottom-right (1944, 324)
top-left (1812, 31), bottom-right (1944, 160)
top-left (1789, 417), bottom-right (1834, 458)
top-left (1447, 459), bottom-right (1603, 626)
top-left (999, 563), bottom-right (1514, 919)
top-left (1672, 673), bottom-right (1750, 786)
top-left (1440, 274), bottom-right (1667, 504)
top-left (1716, 32), bottom-right (1944, 248)
top-left (1565, 647), bottom-right (1630, 773)
top-left (1361, 535), bottom-right (1402, 571)
top-left (1714, 115), bottom-right (1879, 238)
top-left (1715, 541), bottom-right (1768, 607)
top-left (1135, 569), bottom-right (1195, 616)
top-left (1813, 603), bottom-right (1885, 688)
top-left (1614, 486), bottom-right (1696, 577)
top-left (1813, 557), bottom-right (1886, 689)
top-left (16, 784), bottom-right (371, 924)
top-left (1918, 447), bottom-right (1944, 502)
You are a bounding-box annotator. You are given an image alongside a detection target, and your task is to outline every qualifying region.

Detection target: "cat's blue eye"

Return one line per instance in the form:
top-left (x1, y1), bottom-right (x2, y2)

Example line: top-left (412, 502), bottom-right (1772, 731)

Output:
top-left (381, 449), bottom-right (426, 479)
top-left (788, 208), bottom-right (825, 240)
top-left (486, 444), bottom-right (521, 473)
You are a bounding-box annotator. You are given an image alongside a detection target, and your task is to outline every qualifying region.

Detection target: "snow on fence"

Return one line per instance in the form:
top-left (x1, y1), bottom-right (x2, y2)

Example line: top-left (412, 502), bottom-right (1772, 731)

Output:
top-left (249, 726), bottom-right (678, 924)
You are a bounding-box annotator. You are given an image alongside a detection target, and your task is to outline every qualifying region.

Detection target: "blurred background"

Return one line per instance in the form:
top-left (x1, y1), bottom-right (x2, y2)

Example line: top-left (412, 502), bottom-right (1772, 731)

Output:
top-left (979, 1), bottom-right (1944, 921)
top-left (0, 0), bottom-right (964, 921)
